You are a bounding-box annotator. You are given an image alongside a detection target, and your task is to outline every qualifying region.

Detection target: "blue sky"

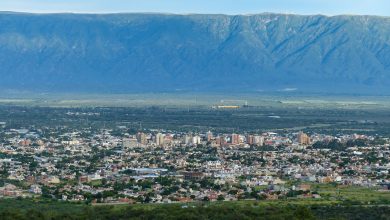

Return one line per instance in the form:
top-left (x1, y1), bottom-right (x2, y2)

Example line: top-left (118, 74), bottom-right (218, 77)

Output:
top-left (0, 0), bottom-right (389, 16)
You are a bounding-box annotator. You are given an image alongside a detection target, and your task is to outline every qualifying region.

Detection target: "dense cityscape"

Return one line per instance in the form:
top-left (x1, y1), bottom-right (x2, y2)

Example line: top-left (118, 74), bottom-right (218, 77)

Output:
top-left (1, 118), bottom-right (389, 205)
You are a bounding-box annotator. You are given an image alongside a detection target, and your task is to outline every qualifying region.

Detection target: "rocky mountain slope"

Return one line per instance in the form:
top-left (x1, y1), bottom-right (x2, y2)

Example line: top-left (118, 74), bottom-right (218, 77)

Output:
top-left (0, 12), bottom-right (389, 94)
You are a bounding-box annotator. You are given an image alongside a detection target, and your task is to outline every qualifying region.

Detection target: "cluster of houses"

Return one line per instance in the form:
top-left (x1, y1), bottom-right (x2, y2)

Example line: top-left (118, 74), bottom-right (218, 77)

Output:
top-left (0, 124), bottom-right (389, 203)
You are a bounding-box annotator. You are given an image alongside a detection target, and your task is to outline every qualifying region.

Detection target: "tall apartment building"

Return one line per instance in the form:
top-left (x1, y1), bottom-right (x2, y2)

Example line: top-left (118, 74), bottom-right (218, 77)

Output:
top-left (192, 135), bottom-right (201, 145)
top-left (246, 135), bottom-right (254, 145)
top-left (156, 133), bottom-right (165, 146)
top-left (206, 131), bottom-right (213, 142)
top-left (297, 132), bottom-right (311, 145)
top-left (136, 132), bottom-right (147, 145)
top-left (254, 135), bottom-right (264, 146)
top-left (231, 133), bottom-right (239, 145)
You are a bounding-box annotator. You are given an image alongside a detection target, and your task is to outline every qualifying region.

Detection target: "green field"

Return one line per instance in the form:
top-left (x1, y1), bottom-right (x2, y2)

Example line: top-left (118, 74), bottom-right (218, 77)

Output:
top-left (1, 92), bottom-right (390, 109)
top-left (314, 184), bottom-right (390, 204)
top-left (1, 185), bottom-right (390, 219)
top-left (1, 197), bottom-right (390, 220)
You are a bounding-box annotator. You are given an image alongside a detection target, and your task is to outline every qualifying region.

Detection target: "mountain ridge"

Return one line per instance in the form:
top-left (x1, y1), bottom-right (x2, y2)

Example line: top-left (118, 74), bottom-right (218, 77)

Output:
top-left (0, 12), bottom-right (389, 94)
top-left (1, 11), bottom-right (389, 18)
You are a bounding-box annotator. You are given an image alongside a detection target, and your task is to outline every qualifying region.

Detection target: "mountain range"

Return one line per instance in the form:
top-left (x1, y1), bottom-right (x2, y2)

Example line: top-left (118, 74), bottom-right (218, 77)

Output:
top-left (0, 12), bottom-right (389, 94)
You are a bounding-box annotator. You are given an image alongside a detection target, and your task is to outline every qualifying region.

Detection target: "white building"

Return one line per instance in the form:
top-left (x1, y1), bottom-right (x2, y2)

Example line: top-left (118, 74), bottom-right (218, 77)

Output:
top-left (192, 135), bottom-right (201, 145)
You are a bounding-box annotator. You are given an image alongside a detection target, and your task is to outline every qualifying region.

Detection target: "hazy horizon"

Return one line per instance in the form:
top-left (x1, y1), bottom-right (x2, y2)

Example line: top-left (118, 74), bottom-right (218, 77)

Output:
top-left (1, 10), bottom-right (390, 18)
top-left (0, 0), bottom-right (389, 16)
